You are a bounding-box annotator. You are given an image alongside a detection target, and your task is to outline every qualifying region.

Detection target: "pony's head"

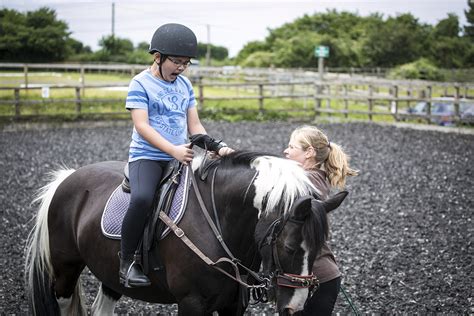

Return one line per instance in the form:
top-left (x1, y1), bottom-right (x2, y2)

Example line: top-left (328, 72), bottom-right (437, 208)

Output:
top-left (194, 151), bottom-right (347, 314)
top-left (247, 154), bottom-right (348, 314)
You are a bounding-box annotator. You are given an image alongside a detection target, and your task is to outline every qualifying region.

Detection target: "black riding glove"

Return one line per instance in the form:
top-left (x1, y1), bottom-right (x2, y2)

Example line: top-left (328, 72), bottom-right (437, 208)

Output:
top-left (189, 134), bottom-right (227, 152)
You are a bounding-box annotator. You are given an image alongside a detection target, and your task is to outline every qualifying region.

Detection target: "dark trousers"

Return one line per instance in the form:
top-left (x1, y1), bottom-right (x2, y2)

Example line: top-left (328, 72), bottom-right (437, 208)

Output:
top-left (120, 159), bottom-right (168, 256)
top-left (301, 277), bottom-right (341, 315)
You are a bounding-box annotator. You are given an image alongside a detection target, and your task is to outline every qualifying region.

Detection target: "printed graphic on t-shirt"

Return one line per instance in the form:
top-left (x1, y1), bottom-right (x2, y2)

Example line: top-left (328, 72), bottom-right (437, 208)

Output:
top-left (151, 90), bottom-right (188, 137)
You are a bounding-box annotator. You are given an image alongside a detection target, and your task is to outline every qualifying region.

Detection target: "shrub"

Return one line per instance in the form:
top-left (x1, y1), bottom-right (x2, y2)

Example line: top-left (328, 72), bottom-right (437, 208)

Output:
top-left (388, 58), bottom-right (445, 81)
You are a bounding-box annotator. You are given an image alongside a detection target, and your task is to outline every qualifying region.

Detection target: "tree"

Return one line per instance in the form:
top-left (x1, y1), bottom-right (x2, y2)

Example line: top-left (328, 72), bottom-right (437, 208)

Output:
top-left (234, 40), bottom-right (270, 64)
top-left (0, 7), bottom-right (74, 62)
top-left (429, 14), bottom-right (468, 68)
top-left (362, 14), bottom-right (431, 67)
top-left (196, 43), bottom-right (228, 60)
top-left (136, 41), bottom-right (149, 51)
top-left (464, 0), bottom-right (474, 40)
top-left (98, 35), bottom-right (134, 55)
top-left (434, 13), bottom-right (461, 37)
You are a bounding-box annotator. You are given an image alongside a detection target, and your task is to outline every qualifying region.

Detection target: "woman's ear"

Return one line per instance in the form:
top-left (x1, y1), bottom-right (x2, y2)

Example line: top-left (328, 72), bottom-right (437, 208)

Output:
top-left (305, 146), bottom-right (315, 159)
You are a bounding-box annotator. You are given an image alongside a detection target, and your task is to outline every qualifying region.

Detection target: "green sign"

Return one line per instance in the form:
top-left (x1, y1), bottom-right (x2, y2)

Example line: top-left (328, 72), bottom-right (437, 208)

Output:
top-left (314, 45), bottom-right (329, 58)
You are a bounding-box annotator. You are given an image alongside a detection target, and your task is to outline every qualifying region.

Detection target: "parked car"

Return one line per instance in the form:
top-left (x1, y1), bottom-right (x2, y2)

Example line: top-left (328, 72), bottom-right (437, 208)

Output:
top-left (405, 99), bottom-right (474, 126)
top-left (460, 103), bottom-right (474, 125)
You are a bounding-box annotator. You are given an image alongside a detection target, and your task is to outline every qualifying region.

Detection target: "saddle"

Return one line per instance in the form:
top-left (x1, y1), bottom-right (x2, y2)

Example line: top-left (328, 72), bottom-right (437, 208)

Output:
top-left (101, 159), bottom-right (190, 274)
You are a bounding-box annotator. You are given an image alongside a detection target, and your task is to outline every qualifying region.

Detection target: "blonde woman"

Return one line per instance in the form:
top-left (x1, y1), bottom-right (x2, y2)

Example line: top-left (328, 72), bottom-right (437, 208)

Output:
top-left (284, 125), bottom-right (358, 315)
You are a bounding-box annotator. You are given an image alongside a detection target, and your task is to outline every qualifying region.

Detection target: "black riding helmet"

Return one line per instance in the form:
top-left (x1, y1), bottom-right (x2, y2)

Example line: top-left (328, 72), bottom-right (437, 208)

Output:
top-left (149, 23), bottom-right (198, 58)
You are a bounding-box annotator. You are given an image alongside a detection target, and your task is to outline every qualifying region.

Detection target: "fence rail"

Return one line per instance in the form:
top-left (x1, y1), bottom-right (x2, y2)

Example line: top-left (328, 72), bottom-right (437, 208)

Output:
top-left (1, 80), bottom-right (473, 124)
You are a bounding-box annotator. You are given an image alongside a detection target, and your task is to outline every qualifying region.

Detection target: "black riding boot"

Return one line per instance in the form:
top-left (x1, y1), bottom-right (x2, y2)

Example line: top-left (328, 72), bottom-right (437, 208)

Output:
top-left (119, 253), bottom-right (151, 288)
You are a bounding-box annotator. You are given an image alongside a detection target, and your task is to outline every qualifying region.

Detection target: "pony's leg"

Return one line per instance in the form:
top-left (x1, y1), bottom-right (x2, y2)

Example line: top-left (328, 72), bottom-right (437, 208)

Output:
top-left (53, 263), bottom-right (87, 316)
top-left (91, 283), bottom-right (121, 316)
top-left (217, 304), bottom-right (244, 316)
top-left (177, 295), bottom-right (212, 316)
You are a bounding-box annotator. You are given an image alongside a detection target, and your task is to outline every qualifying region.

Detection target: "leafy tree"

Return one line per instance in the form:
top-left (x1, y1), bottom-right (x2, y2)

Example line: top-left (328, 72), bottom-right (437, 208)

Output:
top-left (0, 7), bottom-right (71, 62)
top-left (66, 38), bottom-right (91, 55)
top-left (464, 0), bottom-right (474, 40)
top-left (241, 51), bottom-right (274, 67)
top-left (362, 13), bottom-right (431, 67)
top-left (136, 41), bottom-right (149, 51)
top-left (234, 40), bottom-right (270, 64)
top-left (429, 14), bottom-right (468, 68)
top-left (196, 43), bottom-right (228, 60)
top-left (98, 35), bottom-right (134, 55)
top-left (434, 13), bottom-right (461, 37)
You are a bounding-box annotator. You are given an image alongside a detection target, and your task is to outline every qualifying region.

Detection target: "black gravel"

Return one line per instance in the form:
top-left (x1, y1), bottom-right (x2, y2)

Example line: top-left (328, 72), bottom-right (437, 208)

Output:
top-left (1, 121), bottom-right (472, 315)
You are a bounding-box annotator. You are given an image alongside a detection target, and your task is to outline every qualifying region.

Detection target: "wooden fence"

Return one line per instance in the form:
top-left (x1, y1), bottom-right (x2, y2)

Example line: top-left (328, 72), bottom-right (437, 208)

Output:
top-left (1, 80), bottom-right (473, 124)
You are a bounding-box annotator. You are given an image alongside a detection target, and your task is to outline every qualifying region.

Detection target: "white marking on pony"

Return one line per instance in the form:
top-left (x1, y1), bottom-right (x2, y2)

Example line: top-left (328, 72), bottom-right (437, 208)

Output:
top-left (286, 240), bottom-right (311, 312)
top-left (24, 168), bottom-right (76, 316)
top-left (91, 284), bottom-right (118, 316)
top-left (57, 297), bottom-right (73, 316)
top-left (191, 153), bottom-right (205, 172)
top-left (251, 156), bottom-right (318, 217)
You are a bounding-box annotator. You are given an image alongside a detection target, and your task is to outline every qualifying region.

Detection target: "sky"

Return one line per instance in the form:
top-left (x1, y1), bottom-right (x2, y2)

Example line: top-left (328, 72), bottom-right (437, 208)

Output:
top-left (0, 0), bottom-right (471, 57)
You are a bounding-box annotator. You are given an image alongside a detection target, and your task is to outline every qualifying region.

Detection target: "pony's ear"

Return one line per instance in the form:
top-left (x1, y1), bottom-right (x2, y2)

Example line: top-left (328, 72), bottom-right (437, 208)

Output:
top-left (316, 191), bottom-right (348, 213)
top-left (290, 195), bottom-right (313, 220)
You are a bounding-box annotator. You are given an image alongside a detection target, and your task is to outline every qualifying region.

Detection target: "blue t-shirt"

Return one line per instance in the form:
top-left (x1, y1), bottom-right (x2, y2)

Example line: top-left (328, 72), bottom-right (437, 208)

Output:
top-left (126, 69), bottom-right (197, 162)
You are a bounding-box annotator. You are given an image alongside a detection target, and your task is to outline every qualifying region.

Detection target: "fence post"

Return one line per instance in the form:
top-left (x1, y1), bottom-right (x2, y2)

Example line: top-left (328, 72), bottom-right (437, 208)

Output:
top-left (75, 87), bottom-right (82, 114)
top-left (80, 65), bottom-right (85, 96)
top-left (14, 88), bottom-right (20, 119)
top-left (393, 85), bottom-right (399, 120)
top-left (314, 84), bottom-right (322, 117)
top-left (406, 85), bottom-right (412, 109)
top-left (368, 85), bottom-right (373, 121)
top-left (258, 84), bottom-right (264, 115)
top-left (198, 82), bottom-right (204, 110)
top-left (23, 64), bottom-right (28, 94)
top-left (343, 84), bottom-right (348, 119)
top-left (454, 84), bottom-right (460, 120)
top-left (326, 85), bottom-right (331, 116)
top-left (426, 86), bottom-right (432, 124)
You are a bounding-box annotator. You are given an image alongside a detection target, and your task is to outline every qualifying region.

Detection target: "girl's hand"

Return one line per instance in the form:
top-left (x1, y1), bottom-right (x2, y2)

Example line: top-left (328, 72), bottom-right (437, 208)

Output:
top-left (172, 143), bottom-right (194, 165)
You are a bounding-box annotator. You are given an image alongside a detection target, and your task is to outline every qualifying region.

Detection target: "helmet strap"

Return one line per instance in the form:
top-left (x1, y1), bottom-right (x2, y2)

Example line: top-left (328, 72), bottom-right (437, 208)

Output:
top-left (158, 54), bottom-right (167, 79)
top-left (153, 54), bottom-right (168, 80)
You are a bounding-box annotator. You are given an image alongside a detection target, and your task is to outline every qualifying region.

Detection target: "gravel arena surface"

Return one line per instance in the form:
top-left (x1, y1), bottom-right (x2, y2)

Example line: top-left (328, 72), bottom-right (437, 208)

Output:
top-left (1, 121), bottom-right (473, 315)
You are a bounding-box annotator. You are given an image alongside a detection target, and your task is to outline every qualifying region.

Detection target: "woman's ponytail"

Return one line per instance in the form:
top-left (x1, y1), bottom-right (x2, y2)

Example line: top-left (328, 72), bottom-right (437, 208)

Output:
top-left (325, 142), bottom-right (358, 189)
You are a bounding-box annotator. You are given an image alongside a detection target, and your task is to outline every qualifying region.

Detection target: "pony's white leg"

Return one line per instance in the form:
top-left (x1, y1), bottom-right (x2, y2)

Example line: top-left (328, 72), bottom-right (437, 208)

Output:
top-left (57, 297), bottom-right (73, 316)
top-left (91, 283), bottom-right (119, 316)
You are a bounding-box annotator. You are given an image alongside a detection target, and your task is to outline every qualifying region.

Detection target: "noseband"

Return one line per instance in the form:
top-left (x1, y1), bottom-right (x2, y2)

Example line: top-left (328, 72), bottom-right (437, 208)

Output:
top-left (258, 217), bottom-right (320, 300)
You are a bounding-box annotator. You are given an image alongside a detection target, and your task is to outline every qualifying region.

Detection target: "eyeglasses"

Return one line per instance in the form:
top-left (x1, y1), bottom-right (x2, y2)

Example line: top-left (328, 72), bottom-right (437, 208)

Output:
top-left (167, 56), bottom-right (192, 67)
top-left (287, 144), bottom-right (303, 150)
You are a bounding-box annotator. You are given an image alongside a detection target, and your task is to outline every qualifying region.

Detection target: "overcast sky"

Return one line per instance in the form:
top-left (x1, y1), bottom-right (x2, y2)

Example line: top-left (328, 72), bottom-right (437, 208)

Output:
top-left (1, 0), bottom-right (470, 57)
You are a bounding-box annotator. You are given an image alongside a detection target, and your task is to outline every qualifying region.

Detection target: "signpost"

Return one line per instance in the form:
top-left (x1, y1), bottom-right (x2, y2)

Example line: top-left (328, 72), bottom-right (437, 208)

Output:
top-left (314, 45), bottom-right (329, 80)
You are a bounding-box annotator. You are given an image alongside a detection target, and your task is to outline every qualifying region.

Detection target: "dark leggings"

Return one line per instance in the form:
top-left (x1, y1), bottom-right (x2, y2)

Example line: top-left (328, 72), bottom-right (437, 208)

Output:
top-left (120, 159), bottom-right (168, 256)
top-left (301, 277), bottom-right (341, 315)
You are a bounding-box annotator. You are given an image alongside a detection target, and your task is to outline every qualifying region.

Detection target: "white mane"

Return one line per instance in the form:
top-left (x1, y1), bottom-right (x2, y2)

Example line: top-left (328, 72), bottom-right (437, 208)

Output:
top-left (251, 156), bottom-right (319, 217)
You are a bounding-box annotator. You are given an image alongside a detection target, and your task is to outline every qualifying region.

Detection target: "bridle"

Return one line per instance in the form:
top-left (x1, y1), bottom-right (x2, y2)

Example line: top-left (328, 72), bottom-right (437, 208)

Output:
top-left (257, 216), bottom-right (320, 302)
top-left (158, 159), bottom-right (319, 305)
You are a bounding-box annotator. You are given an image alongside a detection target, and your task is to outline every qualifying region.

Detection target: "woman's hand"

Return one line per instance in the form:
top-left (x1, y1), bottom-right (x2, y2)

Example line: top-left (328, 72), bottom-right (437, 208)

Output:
top-left (172, 143), bottom-right (194, 165)
top-left (217, 146), bottom-right (234, 156)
